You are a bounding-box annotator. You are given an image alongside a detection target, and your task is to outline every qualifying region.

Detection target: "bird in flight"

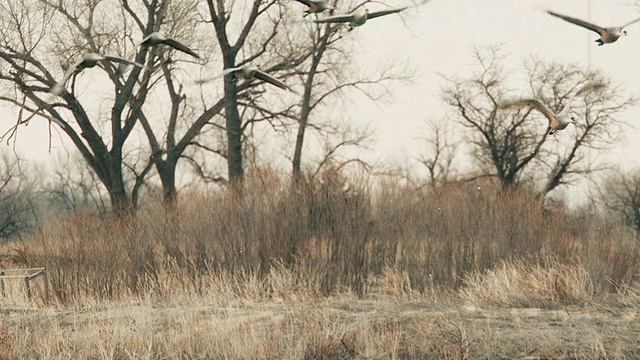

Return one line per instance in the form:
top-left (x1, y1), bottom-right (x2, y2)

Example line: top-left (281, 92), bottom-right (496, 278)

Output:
top-left (138, 32), bottom-right (200, 59)
top-left (51, 53), bottom-right (144, 95)
top-left (498, 82), bottom-right (604, 135)
top-left (293, 0), bottom-right (335, 17)
top-left (313, 7), bottom-right (407, 31)
top-left (546, 10), bottom-right (640, 46)
top-left (223, 66), bottom-right (292, 91)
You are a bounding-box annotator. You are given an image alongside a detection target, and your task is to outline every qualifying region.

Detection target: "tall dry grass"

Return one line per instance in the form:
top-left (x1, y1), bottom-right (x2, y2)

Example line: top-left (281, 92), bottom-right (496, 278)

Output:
top-left (1, 169), bottom-right (638, 306)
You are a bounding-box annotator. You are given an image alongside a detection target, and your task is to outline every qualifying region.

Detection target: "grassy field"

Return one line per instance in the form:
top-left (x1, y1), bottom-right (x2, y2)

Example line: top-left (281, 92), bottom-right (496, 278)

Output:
top-left (2, 266), bottom-right (640, 359)
top-left (1, 172), bottom-right (639, 359)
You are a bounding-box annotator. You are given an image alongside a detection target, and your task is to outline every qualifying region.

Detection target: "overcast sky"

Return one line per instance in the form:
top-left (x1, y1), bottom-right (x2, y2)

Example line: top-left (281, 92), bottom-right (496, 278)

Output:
top-left (355, 0), bottom-right (640, 172)
top-left (1, 0), bottom-right (639, 188)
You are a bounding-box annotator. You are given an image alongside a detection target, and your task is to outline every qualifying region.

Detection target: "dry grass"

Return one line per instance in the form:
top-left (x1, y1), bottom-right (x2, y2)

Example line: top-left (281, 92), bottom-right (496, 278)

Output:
top-left (1, 274), bottom-right (640, 359)
top-left (1, 170), bottom-right (640, 358)
top-left (461, 259), bottom-right (604, 309)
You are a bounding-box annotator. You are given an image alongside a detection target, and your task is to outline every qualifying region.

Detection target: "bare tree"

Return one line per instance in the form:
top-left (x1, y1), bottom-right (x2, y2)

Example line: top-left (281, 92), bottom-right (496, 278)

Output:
top-left (0, 152), bottom-right (36, 239)
top-left (0, 0), bottom-right (171, 215)
top-left (46, 152), bottom-right (109, 213)
top-left (291, 1), bottom-right (413, 182)
top-left (204, 0), bottom-right (312, 191)
top-left (129, 0), bottom-right (228, 206)
top-left (598, 169), bottom-right (640, 237)
top-left (416, 119), bottom-right (459, 189)
top-left (441, 46), bottom-right (543, 189)
top-left (135, 0), bottom-right (417, 231)
top-left (204, 0), bottom-right (412, 191)
top-left (523, 58), bottom-right (636, 194)
top-left (291, 20), bottom-right (338, 181)
top-left (310, 121), bottom-right (374, 178)
top-left (441, 46), bottom-right (634, 194)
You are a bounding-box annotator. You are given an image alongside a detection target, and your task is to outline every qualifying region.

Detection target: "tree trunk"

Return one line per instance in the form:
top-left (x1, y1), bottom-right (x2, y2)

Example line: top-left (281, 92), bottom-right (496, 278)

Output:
top-left (292, 113), bottom-right (308, 180)
top-left (157, 160), bottom-right (178, 207)
top-left (108, 148), bottom-right (135, 216)
top-left (224, 79), bottom-right (244, 191)
top-left (109, 185), bottom-right (134, 216)
top-left (292, 27), bottom-right (333, 181)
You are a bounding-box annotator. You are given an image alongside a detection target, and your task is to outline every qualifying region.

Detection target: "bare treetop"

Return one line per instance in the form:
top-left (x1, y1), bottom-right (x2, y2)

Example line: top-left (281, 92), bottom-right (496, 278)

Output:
top-left (0, 0), bottom-right (203, 214)
top-left (441, 46), bottom-right (635, 194)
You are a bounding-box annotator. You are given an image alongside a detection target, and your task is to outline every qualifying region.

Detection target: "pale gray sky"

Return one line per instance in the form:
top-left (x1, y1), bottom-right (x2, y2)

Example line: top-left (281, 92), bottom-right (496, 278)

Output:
top-left (357, 0), bottom-right (640, 172)
top-left (1, 0), bottom-right (638, 187)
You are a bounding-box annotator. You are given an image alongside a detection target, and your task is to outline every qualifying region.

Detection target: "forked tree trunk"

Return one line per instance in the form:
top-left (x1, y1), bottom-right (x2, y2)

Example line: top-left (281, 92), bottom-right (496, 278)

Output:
top-left (108, 185), bottom-right (135, 216)
top-left (156, 160), bottom-right (178, 207)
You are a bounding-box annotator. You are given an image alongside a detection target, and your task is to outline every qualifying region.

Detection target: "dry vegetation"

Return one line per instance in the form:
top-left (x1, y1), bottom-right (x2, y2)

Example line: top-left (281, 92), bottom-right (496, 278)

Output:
top-left (1, 170), bottom-right (639, 359)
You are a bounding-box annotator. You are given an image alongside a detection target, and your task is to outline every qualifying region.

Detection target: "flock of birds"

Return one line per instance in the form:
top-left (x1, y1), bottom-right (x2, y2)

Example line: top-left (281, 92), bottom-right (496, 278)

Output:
top-left (49, 1), bottom-right (640, 135)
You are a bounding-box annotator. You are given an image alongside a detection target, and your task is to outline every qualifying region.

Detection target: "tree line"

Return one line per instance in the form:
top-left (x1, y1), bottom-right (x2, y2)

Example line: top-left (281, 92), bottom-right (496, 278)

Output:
top-left (0, 0), bottom-right (638, 238)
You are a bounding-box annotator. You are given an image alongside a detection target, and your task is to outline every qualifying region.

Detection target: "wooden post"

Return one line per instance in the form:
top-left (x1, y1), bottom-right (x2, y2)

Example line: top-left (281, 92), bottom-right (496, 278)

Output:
top-left (42, 269), bottom-right (50, 304)
top-left (25, 276), bottom-right (31, 300)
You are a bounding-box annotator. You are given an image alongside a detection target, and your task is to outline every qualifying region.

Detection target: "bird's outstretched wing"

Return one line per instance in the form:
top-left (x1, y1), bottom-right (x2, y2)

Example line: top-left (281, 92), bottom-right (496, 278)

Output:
top-left (103, 55), bottom-right (145, 68)
top-left (222, 67), bottom-right (242, 75)
top-left (194, 71), bottom-right (226, 85)
top-left (367, 7), bottom-right (407, 20)
top-left (546, 10), bottom-right (606, 36)
top-left (622, 16), bottom-right (640, 28)
top-left (137, 34), bottom-right (154, 48)
top-left (560, 81), bottom-right (605, 112)
top-left (50, 59), bottom-right (83, 95)
top-left (162, 38), bottom-right (200, 59)
top-left (254, 70), bottom-right (291, 91)
top-left (575, 81), bottom-right (605, 97)
top-left (195, 68), bottom-right (237, 84)
top-left (313, 14), bottom-right (355, 23)
top-left (293, 0), bottom-right (312, 6)
top-left (499, 98), bottom-right (555, 122)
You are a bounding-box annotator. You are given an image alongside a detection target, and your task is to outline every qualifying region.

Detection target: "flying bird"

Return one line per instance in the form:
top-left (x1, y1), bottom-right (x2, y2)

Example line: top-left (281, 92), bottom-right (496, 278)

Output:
top-left (313, 7), bottom-right (407, 31)
top-left (51, 53), bottom-right (144, 95)
top-left (139, 32), bottom-right (200, 59)
top-left (294, 0), bottom-right (334, 17)
top-left (546, 10), bottom-right (640, 46)
top-left (223, 66), bottom-right (292, 91)
top-left (498, 82), bottom-right (604, 135)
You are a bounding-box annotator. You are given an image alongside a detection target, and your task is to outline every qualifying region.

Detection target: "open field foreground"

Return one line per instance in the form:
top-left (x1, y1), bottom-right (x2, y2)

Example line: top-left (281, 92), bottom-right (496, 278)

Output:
top-left (1, 179), bottom-right (640, 359)
top-left (1, 286), bottom-right (640, 359)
